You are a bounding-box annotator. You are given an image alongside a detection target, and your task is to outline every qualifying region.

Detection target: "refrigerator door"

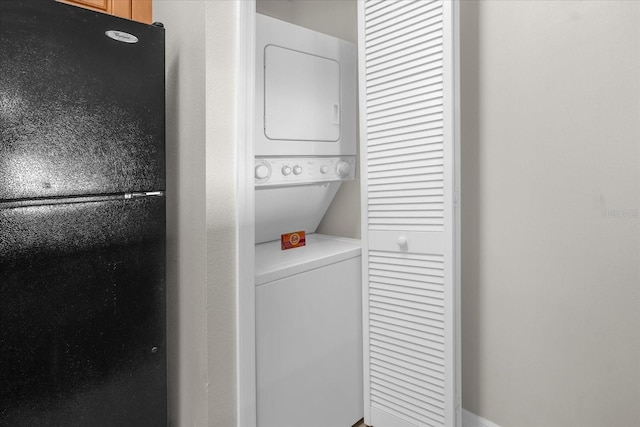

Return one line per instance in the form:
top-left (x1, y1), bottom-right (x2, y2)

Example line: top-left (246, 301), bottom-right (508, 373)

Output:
top-left (0, 0), bottom-right (165, 200)
top-left (0, 196), bottom-right (166, 426)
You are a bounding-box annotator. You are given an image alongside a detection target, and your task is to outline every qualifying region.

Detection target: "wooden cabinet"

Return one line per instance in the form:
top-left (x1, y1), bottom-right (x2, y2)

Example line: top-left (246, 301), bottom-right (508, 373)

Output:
top-left (57, 0), bottom-right (152, 24)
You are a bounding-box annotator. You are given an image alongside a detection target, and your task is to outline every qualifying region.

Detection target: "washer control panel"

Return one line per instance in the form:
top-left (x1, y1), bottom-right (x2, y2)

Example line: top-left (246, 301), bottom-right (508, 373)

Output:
top-left (255, 156), bottom-right (356, 186)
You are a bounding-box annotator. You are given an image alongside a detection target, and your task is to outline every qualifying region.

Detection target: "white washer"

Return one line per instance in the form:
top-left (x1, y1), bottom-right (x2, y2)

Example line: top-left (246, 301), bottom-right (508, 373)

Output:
top-left (255, 234), bottom-right (363, 427)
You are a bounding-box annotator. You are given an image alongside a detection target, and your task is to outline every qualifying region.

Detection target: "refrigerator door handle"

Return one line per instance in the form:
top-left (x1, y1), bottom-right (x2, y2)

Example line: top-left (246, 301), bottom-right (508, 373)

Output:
top-left (124, 191), bottom-right (164, 199)
top-left (0, 192), bottom-right (163, 210)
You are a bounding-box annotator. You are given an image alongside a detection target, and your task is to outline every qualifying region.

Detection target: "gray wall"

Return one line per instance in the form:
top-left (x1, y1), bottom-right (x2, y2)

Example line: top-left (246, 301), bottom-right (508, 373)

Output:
top-left (461, 1), bottom-right (640, 425)
top-left (155, 2), bottom-right (238, 426)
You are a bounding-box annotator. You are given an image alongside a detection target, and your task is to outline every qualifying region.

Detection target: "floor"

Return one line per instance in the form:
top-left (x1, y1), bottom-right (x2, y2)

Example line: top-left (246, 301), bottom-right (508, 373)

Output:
top-left (352, 419), bottom-right (367, 427)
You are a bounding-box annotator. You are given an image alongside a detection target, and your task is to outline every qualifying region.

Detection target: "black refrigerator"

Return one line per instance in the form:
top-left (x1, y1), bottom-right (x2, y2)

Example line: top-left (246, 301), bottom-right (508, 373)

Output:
top-left (0, 1), bottom-right (166, 425)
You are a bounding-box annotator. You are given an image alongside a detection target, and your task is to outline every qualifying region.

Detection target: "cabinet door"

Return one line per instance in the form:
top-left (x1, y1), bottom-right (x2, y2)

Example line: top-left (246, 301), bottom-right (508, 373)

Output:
top-left (358, 1), bottom-right (460, 426)
top-left (57, 0), bottom-right (152, 24)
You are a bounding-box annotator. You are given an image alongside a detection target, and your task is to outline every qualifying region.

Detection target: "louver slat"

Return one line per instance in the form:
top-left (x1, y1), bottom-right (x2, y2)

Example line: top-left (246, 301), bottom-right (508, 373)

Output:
top-left (368, 104), bottom-right (443, 129)
top-left (362, 0), bottom-right (457, 425)
top-left (367, 28), bottom-right (444, 69)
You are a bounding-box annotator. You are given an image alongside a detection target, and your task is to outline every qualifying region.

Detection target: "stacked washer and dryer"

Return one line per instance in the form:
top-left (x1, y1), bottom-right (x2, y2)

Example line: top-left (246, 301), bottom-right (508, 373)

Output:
top-left (254, 14), bottom-right (363, 427)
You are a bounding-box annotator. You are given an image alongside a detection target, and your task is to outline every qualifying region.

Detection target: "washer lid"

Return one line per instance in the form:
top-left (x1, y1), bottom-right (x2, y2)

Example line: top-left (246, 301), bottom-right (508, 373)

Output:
top-left (255, 233), bottom-right (361, 286)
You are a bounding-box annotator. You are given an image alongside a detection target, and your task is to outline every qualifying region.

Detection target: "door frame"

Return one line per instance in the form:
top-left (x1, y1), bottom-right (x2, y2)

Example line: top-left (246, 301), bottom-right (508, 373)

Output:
top-left (237, 1), bottom-right (257, 426)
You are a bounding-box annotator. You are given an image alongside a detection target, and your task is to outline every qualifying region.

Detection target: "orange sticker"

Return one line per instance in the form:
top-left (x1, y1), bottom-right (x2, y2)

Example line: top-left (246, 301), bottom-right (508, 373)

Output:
top-left (281, 231), bottom-right (306, 250)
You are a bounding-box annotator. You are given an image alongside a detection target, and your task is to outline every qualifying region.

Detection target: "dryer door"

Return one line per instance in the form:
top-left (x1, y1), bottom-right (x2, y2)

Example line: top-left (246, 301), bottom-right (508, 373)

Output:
top-left (255, 14), bottom-right (356, 157)
top-left (264, 45), bottom-right (340, 142)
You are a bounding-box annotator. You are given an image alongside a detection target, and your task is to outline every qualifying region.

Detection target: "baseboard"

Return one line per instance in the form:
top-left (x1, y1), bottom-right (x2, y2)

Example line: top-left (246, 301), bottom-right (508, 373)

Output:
top-left (462, 409), bottom-right (502, 427)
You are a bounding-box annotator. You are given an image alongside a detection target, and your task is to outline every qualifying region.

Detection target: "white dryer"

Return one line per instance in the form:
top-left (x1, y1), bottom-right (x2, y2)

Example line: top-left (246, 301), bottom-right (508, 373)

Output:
top-left (255, 14), bottom-right (356, 157)
top-left (255, 234), bottom-right (363, 427)
top-left (254, 14), bottom-right (357, 244)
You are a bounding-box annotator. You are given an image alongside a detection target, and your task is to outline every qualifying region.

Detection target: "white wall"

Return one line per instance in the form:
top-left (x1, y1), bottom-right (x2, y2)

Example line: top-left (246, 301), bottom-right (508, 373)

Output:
top-left (155, 2), bottom-right (238, 426)
top-left (257, 0), bottom-right (357, 42)
top-left (460, 1), bottom-right (640, 426)
top-left (256, 0), bottom-right (361, 239)
top-left (156, 2), bottom-right (208, 425)
top-left (204, 2), bottom-right (238, 426)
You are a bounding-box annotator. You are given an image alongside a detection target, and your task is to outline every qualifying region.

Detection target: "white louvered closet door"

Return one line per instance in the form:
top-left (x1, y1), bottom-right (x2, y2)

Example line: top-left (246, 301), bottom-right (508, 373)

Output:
top-left (358, 1), bottom-right (460, 426)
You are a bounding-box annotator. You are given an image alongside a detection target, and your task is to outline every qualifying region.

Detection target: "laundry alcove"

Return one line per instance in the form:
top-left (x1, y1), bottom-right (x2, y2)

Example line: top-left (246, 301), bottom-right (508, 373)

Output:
top-left (237, 1), bottom-right (461, 426)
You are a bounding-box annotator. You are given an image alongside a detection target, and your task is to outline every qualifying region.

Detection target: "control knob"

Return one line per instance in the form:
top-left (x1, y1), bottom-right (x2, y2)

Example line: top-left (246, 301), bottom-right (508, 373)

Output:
top-left (281, 166), bottom-right (292, 176)
top-left (336, 160), bottom-right (352, 178)
top-left (293, 165), bottom-right (303, 175)
top-left (255, 162), bottom-right (271, 180)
